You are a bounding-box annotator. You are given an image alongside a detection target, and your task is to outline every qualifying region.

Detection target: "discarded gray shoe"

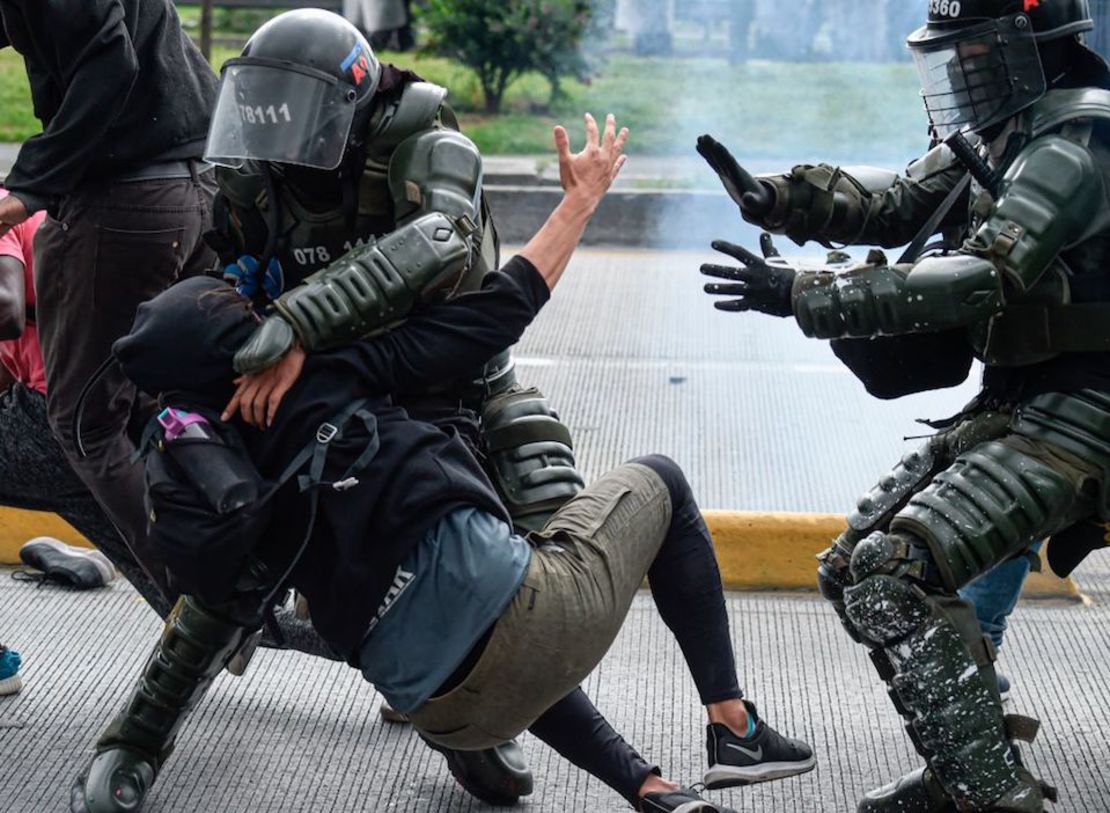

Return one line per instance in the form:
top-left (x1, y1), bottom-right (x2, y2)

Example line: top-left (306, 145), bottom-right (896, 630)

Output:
top-left (18, 537), bottom-right (115, 589)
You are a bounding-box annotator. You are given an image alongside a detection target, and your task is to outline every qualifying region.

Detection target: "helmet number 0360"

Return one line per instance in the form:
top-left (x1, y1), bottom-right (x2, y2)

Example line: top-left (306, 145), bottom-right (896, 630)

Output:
top-left (238, 103), bottom-right (293, 125)
top-left (929, 0), bottom-right (962, 17)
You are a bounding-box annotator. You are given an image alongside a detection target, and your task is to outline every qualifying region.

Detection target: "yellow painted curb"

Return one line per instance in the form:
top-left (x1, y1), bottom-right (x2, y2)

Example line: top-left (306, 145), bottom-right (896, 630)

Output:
top-left (0, 508), bottom-right (93, 564)
top-left (703, 510), bottom-right (1080, 600)
top-left (0, 507), bottom-right (1080, 600)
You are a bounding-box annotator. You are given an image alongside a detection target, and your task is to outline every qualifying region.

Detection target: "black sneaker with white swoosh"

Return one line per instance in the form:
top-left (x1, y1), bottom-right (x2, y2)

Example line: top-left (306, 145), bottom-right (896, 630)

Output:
top-left (704, 701), bottom-right (816, 788)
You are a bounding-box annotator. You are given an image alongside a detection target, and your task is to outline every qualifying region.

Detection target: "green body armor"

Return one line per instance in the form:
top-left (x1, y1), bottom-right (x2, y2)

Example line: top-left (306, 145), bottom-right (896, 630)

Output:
top-left (215, 80), bottom-right (499, 303)
top-left (789, 89), bottom-right (1110, 368)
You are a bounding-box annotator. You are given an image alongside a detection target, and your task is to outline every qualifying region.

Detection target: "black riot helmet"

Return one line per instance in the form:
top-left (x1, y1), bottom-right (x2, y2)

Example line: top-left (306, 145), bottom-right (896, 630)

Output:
top-left (907, 0), bottom-right (1094, 138)
top-left (205, 9), bottom-right (382, 171)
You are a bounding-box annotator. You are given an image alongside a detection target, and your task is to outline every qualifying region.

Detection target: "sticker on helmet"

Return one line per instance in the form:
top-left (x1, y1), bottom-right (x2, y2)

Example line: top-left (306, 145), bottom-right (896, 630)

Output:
top-left (340, 43), bottom-right (363, 72)
top-left (340, 43), bottom-right (372, 86)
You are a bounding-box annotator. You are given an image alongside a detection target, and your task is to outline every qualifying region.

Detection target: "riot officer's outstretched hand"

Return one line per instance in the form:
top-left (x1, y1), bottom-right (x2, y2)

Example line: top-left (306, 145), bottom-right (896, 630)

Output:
top-left (696, 134), bottom-right (774, 218)
top-left (701, 232), bottom-right (795, 316)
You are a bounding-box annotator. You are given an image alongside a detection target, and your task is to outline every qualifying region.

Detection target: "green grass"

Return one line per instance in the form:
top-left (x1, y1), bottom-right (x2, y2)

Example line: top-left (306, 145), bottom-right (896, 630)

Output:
top-left (380, 52), bottom-right (930, 162)
top-left (0, 47), bottom-right (929, 162)
top-left (0, 51), bottom-right (36, 143)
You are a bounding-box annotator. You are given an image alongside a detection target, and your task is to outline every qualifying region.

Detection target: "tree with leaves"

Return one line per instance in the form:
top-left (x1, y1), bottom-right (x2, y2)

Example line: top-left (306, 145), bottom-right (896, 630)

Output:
top-left (422, 0), bottom-right (595, 114)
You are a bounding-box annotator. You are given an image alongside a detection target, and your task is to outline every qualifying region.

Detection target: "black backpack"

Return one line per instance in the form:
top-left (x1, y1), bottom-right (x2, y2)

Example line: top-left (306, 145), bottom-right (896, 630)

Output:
top-left (139, 398), bottom-right (378, 605)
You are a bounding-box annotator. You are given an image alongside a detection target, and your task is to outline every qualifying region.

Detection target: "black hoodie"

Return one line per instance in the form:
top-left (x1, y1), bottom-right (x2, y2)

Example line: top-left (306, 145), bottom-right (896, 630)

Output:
top-left (117, 257), bottom-right (549, 660)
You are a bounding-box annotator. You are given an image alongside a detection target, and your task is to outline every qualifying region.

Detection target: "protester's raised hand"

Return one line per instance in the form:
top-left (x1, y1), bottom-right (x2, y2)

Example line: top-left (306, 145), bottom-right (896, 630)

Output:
top-left (222, 344), bottom-right (306, 429)
top-left (696, 134), bottom-right (774, 218)
top-left (701, 232), bottom-right (795, 316)
top-left (554, 113), bottom-right (629, 211)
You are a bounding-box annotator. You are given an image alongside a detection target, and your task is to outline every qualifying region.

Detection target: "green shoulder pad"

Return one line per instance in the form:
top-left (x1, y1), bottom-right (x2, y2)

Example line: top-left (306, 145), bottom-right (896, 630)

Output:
top-left (365, 81), bottom-right (448, 163)
top-left (1027, 88), bottom-right (1110, 138)
top-left (388, 128), bottom-right (482, 225)
top-left (966, 134), bottom-right (1105, 292)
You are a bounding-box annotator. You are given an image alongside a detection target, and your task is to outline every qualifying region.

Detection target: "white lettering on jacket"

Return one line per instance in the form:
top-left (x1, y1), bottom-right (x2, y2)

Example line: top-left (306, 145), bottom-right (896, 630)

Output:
top-left (365, 566), bottom-right (416, 633)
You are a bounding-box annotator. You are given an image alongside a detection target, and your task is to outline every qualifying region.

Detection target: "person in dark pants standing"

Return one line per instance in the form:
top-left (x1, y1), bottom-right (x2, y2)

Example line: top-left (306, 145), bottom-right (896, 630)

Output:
top-left (0, 0), bottom-right (220, 605)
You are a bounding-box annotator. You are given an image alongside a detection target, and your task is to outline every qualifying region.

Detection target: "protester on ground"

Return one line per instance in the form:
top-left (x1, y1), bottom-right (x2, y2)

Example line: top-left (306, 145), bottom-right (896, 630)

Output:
top-left (72, 113), bottom-right (815, 813)
top-left (203, 9), bottom-right (588, 801)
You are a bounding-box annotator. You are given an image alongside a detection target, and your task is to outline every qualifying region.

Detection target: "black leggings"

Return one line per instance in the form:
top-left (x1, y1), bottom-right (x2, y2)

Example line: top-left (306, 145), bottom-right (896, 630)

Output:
top-left (528, 455), bottom-right (741, 805)
top-left (636, 454), bottom-right (742, 706)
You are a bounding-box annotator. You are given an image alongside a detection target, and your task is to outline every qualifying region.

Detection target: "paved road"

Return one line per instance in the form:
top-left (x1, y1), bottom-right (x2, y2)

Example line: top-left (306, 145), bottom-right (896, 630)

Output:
top-left (513, 246), bottom-right (981, 513)
top-left (3, 248), bottom-right (1109, 812)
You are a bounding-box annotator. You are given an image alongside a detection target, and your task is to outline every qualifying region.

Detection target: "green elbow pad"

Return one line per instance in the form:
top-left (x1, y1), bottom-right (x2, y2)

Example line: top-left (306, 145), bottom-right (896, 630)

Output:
top-left (793, 266), bottom-right (909, 339)
top-left (274, 211), bottom-right (471, 350)
top-left (389, 129), bottom-right (483, 225)
top-left (793, 255), bottom-right (1003, 340)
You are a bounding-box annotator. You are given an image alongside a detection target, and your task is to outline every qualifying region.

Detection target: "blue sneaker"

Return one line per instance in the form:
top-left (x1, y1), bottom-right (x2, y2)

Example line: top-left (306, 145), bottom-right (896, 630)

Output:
top-left (0, 644), bottom-right (22, 696)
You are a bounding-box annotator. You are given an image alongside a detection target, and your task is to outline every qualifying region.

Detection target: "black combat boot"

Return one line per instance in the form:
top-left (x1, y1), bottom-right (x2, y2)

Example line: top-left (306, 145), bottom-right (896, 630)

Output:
top-left (71, 597), bottom-right (248, 813)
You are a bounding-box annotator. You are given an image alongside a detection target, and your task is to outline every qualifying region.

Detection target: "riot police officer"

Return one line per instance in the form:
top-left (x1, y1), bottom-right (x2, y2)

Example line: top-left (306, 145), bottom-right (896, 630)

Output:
top-left (699, 1), bottom-right (1110, 810)
top-left (71, 10), bottom-right (656, 811)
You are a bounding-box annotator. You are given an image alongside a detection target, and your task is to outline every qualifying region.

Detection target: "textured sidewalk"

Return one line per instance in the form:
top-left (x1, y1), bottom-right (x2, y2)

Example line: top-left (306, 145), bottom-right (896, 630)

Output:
top-left (3, 572), bottom-right (1110, 812)
top-left (3, 247), bottom-right (1109, 811)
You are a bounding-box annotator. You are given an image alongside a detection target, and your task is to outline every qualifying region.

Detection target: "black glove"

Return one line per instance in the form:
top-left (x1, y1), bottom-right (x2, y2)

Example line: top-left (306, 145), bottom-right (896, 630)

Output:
top-left (696, 134), bottom-right (774, 217)
top-left (701, 232), bottom-right (795, 317)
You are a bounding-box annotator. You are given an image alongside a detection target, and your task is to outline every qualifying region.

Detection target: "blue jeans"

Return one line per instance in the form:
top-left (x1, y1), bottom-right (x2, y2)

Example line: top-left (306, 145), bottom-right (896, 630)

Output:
top-left (959, 542), bottom-right (1042, 649)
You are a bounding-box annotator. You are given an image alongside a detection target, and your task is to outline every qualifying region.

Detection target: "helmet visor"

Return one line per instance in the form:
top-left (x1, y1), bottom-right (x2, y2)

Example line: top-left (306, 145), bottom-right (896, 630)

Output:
top-left (908, 14), bottom-right (1046, 138)
top-left (204, 59), bottom-right (359, 171)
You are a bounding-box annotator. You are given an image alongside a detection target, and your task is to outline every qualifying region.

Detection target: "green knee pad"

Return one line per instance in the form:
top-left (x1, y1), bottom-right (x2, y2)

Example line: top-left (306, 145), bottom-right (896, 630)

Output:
top-left (481, 387), bottom-right (584, 532)
top-left (892, 441), bottom-right (1074, 591)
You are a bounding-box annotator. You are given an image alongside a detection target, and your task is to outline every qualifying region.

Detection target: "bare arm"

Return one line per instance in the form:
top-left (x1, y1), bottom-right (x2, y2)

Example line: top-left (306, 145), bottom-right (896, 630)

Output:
top-left (225, 113), bottom-right (629, 427)
top-left (0, 256), bottom-right (26, 341)
top-left (520, 113), bottom-right (628, 290)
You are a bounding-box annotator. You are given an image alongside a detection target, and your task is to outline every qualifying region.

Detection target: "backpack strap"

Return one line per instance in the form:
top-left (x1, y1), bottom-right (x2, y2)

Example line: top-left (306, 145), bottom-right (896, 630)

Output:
top-left (255, 397), bottom-right (379, 615)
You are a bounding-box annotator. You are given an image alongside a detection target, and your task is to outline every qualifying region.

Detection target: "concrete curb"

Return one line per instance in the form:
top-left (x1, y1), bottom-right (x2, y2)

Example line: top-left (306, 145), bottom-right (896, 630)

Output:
top-left (0, 507), bottom-right (1080, 600)
top-left (702, 510), bottom-right (1079, 600)
top-left (0, 508), bottom-right (94, 563)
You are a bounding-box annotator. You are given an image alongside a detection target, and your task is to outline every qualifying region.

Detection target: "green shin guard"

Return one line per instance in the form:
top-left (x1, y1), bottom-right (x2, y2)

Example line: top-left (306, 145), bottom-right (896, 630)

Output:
top-left (844, 575), bottom-right (1043, 811)
top-left (817, 533), bottom-right (867, 644)
top-left (72, 597), bottom-right (248, 813)
top-left (859, 766), bottom-right (1054, 813)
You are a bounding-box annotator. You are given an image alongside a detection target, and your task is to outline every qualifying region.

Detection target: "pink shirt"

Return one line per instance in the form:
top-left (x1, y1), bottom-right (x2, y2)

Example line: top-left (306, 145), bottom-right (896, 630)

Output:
top-left (0, 191), bottom-right (47, 394)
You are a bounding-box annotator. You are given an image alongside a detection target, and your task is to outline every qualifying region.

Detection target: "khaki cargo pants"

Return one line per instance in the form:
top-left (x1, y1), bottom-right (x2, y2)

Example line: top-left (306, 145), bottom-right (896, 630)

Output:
top-left (408, 462), bottom-right (672, 750)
